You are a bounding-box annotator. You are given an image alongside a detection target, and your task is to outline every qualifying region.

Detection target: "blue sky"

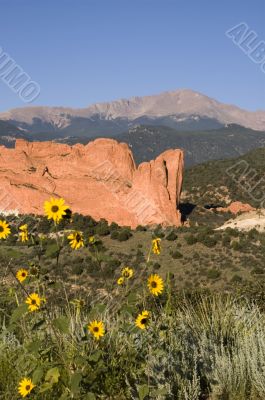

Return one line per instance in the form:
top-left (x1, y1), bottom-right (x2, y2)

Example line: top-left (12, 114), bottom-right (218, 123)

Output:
top-left (0, 0), bottom-right (264, 112)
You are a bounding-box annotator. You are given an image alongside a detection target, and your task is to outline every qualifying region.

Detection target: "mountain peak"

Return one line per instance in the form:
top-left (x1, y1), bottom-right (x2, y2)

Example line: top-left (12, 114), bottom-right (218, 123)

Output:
top-left (0, 89), bottom-right (265, 132)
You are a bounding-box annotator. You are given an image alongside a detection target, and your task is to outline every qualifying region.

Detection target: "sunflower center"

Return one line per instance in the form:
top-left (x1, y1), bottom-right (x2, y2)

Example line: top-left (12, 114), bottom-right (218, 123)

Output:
top-left (151, 281), bottom-right (157, 288)
top-left (0, 226), bottom-right (4, 232)
top-left (22, 273), bottom-right (26, 277)
top-left (76, 234), bottom-right (81, 242)
top-left (123, 272), bottom-right (129, 277)
top-left (31, 299), bottom-right (36, 305)
top-left (51, 205), bottom-right (59, 213)
top-left (141, 318), bottom-right (148, 324)
top-left (93, 327), bottom-right (99, 332)
top-left (25, 385), bottom-right (31, 390)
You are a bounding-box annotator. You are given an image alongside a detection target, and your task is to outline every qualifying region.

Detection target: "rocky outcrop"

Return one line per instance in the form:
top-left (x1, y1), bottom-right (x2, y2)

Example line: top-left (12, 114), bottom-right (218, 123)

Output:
top-left (217, 201), bottom-right (255, 214)
top-left (0, 139), bottom-right (184, 227)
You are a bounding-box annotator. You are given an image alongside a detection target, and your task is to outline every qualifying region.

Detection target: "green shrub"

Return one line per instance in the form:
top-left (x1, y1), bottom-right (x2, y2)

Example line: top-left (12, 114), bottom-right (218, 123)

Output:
top-left (153, 225), bottom-right (165, 238)
top-left (225, 227), bottom-right (239, 237)
top-left (222, 235), bottom-right (231, 247)
top-left (207, 269), bottom-right (221, 279)
top-left (153, 262), bottom-right (161, 270)
top-left (45, 242), bottom-right (59, 258)
top-left (184, 234), bottom-right (197, 245)
top-left (231, 240), bottom-right (243, 251)
top-left (230, 274), bottom-right (243, 283)
top-left (136, 225), bottom-right (147, 231)
top-left (197, 233), bottom-right (217, 248)
top-left (203, 236), bottom-right (217, 248)
top-left (117, 229), bottom-right (132, 241)
top-left (109, 222), bottom-right (119, 231)
top-left (248, 228), bottom-right (259, 240)
top-left (95, 223), bottom-right (110, 236)
top-left (166, 231), bottom-right (178, 241)
top-left (38, 217), bottom-right (53, 233)
top-left (72, 213), bottom-right (97, 230)
top-left (171, 250), bottom-right (183, 259)
top-left (72, 264), bottom-right (84, 275)
top-left (110, 230), bottom-right (119, 240)
top-left (251, 267), bottom-right (264, 275)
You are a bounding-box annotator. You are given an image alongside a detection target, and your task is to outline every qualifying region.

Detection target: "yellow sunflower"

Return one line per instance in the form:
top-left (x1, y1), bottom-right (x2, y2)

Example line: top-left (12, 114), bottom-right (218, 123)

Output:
top-left (88, 320), bottom-right (105, 340)
top-left (25, 293), bottom-right (42, 312)
top-left (121, 267), bottom-right (134, 279)
top-left (88, 236), bottom-right (96, 244)
top-left (44, 197), bottom-right (69, 224)
top-left (152, 238), bottom-right (161, 255)
top-left (0, 220), bottom-right (11, 239)
top-left (135, 310), bottom-right (151, 330)
top-left (19, 224), bottom-right (29, 242)
top-left (67, 231), bottom-right (84, 250)
top-left (117, 276), bottom-right (124, 285)
top-left (16, 268), bottom-right (28, 283)
top-left (147, 274), bottom-right (164, 296)
top-left (18, 377), bottom-right (35, 398)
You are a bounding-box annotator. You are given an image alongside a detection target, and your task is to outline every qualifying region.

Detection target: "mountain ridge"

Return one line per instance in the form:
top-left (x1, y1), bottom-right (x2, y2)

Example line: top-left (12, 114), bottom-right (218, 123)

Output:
top-left (1, 89), bottom-right (265, 134)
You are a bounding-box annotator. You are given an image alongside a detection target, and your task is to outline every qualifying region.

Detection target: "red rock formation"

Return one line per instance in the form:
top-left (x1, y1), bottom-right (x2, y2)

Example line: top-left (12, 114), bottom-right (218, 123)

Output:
top-left (0, 139), bottom-right (184, 227)
top-left (217, 201), bottom-right (255, 214)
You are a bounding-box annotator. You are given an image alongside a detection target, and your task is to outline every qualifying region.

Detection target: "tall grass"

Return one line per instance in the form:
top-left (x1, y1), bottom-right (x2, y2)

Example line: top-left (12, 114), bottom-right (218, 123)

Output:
top-left (1, 208), bottom-right (265, 399)
top-left (1, 289), bottom-right (265, 399)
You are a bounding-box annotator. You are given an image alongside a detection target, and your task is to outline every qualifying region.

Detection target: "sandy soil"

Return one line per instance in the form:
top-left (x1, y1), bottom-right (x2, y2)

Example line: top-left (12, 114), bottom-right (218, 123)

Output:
top-left (217, 210), bottom-right (265, 232)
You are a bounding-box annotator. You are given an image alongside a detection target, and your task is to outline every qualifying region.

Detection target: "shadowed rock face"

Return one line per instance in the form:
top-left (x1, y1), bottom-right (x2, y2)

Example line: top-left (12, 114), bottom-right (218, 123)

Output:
top-left (0, 138), bottom-right (184, 227)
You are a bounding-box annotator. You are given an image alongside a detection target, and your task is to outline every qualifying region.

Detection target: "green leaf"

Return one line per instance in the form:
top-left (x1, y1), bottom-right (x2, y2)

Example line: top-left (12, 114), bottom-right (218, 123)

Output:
top-left (89, 303), bottom-right (106, 318)
top-left (89, 350), bottom-right (102, 362)
top-left (120, 304), bottom-right (135, 315)
top-left (59, 390), bottom-right (70, 400)
top-left (152, 387), bottom-right (169, 396)
top-left (137, 384), bottom-right (149, 400)
top-left (127, 292), bottom-right (138, 304)
top-left (74, 355), bottom-right (88, 367)
top-left (84, 393), bottom-right (96, 400)
top-left (9, 303), bottom-right (28, 325)
top-left (70, 372), bottom-right (82, 394)
top-left (45, 367), bottom-right (60, 385)
top-left (53, 316), bottom-right (70, 334)
top-left (32, 367), bottom-right (44, 384)
top-left (96, 303), bottom-right (107, 313)
top-left (129, 326), bottom-right (139, 334)
top-left (26, 339), bottom-right (42, 354)
top-left (153, 349), bottom-right (165, 357)
top-left (39, 382), bottom-right (54, 393)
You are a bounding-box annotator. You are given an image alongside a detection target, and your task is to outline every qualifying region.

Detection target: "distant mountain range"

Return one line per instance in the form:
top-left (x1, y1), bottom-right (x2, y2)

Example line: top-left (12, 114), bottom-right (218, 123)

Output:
top-left (1, 89), bottom-right (265, 137)
top-left (1, 88), bottom-right (265, 167)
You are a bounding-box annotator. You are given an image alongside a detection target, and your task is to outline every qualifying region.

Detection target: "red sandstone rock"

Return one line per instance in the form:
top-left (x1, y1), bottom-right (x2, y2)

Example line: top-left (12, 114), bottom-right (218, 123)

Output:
top-left (217, 201), bottom-right (255, 214)
top-left (0, 139), bottom-right (184, 227)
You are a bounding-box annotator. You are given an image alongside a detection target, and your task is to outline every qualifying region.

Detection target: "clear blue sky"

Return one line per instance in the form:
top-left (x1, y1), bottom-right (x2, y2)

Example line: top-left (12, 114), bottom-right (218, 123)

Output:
top-left (0, 0), bottom-right (264, 112)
